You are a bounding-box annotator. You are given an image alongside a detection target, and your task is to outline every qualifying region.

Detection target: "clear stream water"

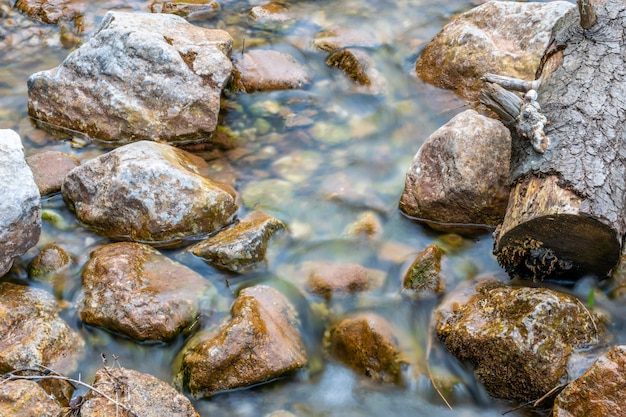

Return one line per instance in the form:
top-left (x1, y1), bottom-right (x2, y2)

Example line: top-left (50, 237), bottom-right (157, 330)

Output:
top-left (4, 0), bottom-right (624, 416)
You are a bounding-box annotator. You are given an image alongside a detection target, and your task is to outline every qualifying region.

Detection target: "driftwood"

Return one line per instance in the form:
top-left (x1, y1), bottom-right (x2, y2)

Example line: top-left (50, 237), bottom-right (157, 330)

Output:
top-left (480, 0), bottom-right (626, 282)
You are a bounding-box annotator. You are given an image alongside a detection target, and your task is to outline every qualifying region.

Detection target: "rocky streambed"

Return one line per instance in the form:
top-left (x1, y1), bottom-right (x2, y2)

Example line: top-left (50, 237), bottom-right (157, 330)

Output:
top-left (2, 0), bottom-right (626, 416)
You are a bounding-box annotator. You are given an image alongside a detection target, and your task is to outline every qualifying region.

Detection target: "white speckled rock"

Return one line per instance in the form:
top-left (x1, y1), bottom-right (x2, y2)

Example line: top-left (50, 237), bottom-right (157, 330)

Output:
top-left (27, 11), bottom-right (233, 146)
top-left (0, 129), bottom-right (41, 277)
top-left (62, 140), bottom-right (238, 245)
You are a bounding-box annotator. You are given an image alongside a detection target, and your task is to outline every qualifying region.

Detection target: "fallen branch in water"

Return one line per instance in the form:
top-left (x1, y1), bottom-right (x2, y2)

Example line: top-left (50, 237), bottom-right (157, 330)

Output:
top-left (425, 329), bottom-right (453, 410)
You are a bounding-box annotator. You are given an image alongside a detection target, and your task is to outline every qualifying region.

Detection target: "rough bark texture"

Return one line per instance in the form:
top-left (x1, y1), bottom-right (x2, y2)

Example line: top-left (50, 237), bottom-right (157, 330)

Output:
top-left (487, 0), bottom-right (626, 281)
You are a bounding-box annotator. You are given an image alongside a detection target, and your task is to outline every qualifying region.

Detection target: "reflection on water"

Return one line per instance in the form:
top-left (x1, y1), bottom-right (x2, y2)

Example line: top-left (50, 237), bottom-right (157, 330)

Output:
top-left (0, 0), bottom-right (584, 416)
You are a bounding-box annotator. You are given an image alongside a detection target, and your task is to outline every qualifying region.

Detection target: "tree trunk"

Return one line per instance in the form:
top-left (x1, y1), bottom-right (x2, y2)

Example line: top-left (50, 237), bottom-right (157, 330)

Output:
top-left (481, 0), bottom-right (626, 282)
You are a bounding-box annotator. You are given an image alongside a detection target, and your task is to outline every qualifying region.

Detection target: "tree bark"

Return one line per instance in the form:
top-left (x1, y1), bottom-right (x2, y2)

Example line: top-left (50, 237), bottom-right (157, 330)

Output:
top-left (481, 0), bottom-right (626, 282)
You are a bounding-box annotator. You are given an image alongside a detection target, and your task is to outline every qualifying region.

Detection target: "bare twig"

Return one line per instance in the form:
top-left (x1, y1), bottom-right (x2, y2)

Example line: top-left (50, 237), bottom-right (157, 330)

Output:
top-left (501, 382), bottom-right (568, 415)
top-left (425, 330), bottom-right (453, 410)
top-left (1, 366), bottom-right (142, 417)
top-left (575, 297), bottom-right (600, 342)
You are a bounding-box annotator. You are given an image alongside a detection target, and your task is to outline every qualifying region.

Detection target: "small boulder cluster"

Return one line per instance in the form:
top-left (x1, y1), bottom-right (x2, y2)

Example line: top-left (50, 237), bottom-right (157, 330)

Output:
top-left (2, 1), bottom-right (625, 417)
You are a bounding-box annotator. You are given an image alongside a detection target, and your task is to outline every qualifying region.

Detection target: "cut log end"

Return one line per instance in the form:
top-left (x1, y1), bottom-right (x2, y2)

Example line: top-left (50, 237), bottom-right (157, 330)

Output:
top-left (494, 175), bottom-right (621, 282)
top-left (495, 214), bottom-right (620, 282)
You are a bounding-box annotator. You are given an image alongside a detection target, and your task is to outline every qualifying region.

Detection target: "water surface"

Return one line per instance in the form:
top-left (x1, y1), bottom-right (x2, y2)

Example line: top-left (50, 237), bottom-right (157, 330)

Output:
top-left (2, 1), bottom-right (612, 416)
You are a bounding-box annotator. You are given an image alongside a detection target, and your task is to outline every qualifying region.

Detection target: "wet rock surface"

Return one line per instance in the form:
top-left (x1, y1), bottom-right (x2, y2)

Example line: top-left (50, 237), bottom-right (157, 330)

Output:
top-left (402, 244), bottom-right (446, 299)
top-left (435, 279), bottom-right (609, 401)
top-left (415, 1), bottom-right (573, 101)
top-left (80, 367), bottom-right (200, 417)
top-left (231, 49), bottom-right (312, 92)
top-left (553, 345), bottom-right (626, 417)
top-left (189, 210), bottom-right (285, 273)
top-left (27, 11), bottom-right (233, 145)
top-left (399, 109), bottom-right (511, 235)
top-left (61, 140), bottom-right (238, 244)
top-left (0, 130), bottom-right (41, 277)
top-left (78, 242), bottom-right (215, 342)
top-left (0, 282), bottom-right (84, 375)
top-left (326, 312), bottom-right (403, 384)
top-left (28, 242), bottom-right (72, 285)
top-left (26, 150), bottom-right (80, 196)
top-left (0, 379), bottom-right (63, 417)
top-left (178, 285), bottom-right (308, 396)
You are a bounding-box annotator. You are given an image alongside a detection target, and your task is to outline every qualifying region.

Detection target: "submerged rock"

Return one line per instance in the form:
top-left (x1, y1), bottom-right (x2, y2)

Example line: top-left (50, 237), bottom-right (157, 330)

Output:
top-left (553, 345), bottom-right (626, 417)
top-left (189, 211), bottom-right (285, 273)
top-left (0, 282), bottom-right (84, 375)
top-left (304, 261), bottom-right (385, 300)
top-left (27, 11), bottom-right (233, 146)
top-left (61, 141), bottom-right (238, 245)
top-left (312, 27), bottom-right (381, 52)
top-left (153, 1), bottom-right (220, 20)
top-left (248, 2), bottom-right (293, 30)
top-left (178, 285), bottom-right (308, 396)
top-left (402, 244), bottom-right (446, 299)
top-left (415, 1), bottom-right (573, 101)
top-left (326, 48), bottom-right (386, 95)
top-left (80, 367), bottom-right (199, 417)
top-left (343, 211), bottom-right (383, 240)
top-left (26, 150), bottom-right (80, 196)
top-left (326, 312), bottom-right (403, 384)
top-left (15, 0), bottom-right (80, 25)
top-left (399, 110), bottom-right (510, 235)
top-left (434, 279), bottom-right (609, 401)
top-left (231, 49), bottom-right (312, 92)
top-left (0, 129), bottom-right (41, 277)
top-left (78, 242), bottom-right (215, 342)
top-left (0, 379), bottom-right (63, 417)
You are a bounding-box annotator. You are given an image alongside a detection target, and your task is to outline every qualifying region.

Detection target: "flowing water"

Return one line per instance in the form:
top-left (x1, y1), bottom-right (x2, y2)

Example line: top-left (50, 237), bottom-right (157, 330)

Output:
top-left (5, 0), bottom-right (623, 416)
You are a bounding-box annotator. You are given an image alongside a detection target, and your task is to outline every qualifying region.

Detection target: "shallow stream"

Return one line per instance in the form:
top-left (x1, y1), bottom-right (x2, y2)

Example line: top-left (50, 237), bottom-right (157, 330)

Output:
top-left (4, 0), bottom-right (624, 416)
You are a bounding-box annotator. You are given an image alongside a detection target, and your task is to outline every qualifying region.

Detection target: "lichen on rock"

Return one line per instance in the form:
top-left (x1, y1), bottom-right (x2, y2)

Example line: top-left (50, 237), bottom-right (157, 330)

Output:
top-left (434, 279), bottom-right (610, 401)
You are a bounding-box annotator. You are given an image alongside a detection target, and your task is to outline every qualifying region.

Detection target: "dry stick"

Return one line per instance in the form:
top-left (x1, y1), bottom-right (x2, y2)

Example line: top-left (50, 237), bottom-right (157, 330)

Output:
top-left (501, 383), bottom-right (568, 415)
top-left (0, 371), bottom-right (142, 417)
top-left (482, 73), bottom-right (540, 93)
top-left (575, 297), bottom-right (600, 342)
top-left (578, 0), bottom-right (598, 29)
top-left (425, 330), bottom-right (453, 410)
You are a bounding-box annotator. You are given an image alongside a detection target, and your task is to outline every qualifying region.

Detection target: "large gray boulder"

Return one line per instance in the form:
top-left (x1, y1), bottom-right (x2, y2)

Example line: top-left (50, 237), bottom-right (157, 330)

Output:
top-left (61, 141), bottom-right (238, 245)
top-left (0, 129), bottom-right (41, 277)
top-left (27, 11), bottom-right (233, 146)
